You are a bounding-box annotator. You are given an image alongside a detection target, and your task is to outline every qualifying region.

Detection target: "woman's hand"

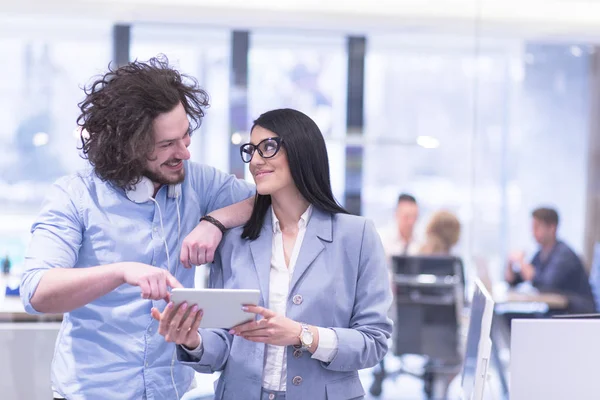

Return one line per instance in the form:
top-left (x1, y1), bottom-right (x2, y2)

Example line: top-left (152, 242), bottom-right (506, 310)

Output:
top-left (229, 305), bottom-right (302, 346)
top-left (151, 302), bottom-right (203, 350)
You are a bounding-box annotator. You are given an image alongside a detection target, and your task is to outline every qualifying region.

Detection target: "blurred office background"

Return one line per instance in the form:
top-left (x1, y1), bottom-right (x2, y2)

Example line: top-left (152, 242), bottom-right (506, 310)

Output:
top-left (1, 0), bottom-right (600, 398)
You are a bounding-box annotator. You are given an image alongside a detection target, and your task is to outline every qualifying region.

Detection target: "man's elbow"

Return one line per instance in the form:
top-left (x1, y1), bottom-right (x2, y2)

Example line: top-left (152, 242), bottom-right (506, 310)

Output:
top-left (25, 285), bottom-right (52, 314)
top-left (20, 269), bottom-right (51, 314)
top-left (28, 290), bottom-right (58, 314)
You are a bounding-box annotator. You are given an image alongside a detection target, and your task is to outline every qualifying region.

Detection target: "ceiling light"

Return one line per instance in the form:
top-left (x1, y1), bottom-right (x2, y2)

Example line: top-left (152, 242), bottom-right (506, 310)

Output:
top-left (231, 132), bottom-right (243, 145)
top-left (32, 132), bottom-right (49, 147)
top-left (416, 135), bottom-right (440, 149)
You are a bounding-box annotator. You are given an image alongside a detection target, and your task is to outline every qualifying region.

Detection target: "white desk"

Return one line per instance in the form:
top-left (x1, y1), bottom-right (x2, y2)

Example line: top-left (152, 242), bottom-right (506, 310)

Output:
top-left (0, 322), bottom-right (61, 399)
top-left (0, 276), bottom-right (63, 398)
top-left (511, 319), bottom-right (600, 400)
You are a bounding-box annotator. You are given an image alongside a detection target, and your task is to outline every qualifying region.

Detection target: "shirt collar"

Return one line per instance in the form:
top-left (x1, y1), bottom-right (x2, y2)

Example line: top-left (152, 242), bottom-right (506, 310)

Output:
top-left (271, 204), bottom-right (313, 234)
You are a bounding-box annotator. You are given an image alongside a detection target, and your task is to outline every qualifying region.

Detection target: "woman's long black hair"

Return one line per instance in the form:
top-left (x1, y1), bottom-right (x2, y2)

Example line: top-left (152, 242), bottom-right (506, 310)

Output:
top-left (241, 108), bottom-right (348, 240)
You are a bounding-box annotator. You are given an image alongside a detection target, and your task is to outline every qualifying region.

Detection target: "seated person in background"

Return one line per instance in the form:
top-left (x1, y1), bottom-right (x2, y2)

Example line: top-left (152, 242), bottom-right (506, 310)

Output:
top-left (419, 210), bottom-right (461, 255)
top-left (505, 207), bottom-right (595, 314)
top-left (152, 108), bottom-right (393, 400)
top-left (380, 193), bottom-right (421, 256)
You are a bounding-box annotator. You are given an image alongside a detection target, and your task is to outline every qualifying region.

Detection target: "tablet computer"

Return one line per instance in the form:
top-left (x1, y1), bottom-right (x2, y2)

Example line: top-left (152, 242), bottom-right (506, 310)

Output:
top-left (170, 288), bottom-right (261, 329)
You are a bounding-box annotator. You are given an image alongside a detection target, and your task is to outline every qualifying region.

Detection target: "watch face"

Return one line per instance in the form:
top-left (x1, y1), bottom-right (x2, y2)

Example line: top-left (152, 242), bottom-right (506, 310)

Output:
top-left (302, 330), bottom-right (313, 345)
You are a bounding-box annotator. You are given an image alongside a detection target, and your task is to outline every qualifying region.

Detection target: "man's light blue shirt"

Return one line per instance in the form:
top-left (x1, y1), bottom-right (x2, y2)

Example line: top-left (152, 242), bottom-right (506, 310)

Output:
top-left (20, 161), bottom-right (254, 400)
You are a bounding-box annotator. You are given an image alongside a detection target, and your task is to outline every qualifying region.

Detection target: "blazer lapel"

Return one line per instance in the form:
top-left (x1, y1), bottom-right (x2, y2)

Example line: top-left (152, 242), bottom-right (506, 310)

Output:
top-left (249, 212), bottom-right (274, 307)
top-left (288, 207), bottom-right (333, 297)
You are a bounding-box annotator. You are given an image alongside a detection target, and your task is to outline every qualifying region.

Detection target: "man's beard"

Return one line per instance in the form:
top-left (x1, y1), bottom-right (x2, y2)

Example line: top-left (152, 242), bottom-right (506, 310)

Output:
top-left (144, 164), bottom-right (185, 186)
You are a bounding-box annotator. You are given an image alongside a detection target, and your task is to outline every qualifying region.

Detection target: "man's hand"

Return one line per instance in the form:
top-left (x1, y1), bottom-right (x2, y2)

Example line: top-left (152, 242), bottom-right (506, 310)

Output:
top-left (505, 250), bottom-right (526, 284)
top-left (520, 262), bottom-right (536, 282)
top-left (180, 220), bottom-right (223, 268)
top-left (151, 302), bottom-right (203, 349)
top-left (122, 262), bottom-right (183, 301)
top-left (229, 305), bottom-right (303, 347)
top-left (509, 250), bottom-right (525, 264)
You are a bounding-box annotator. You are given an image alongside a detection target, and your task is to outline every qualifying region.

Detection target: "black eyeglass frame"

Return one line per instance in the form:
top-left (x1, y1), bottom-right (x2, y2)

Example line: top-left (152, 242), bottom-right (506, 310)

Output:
top-left (239, 137), bottom-right (283, 163)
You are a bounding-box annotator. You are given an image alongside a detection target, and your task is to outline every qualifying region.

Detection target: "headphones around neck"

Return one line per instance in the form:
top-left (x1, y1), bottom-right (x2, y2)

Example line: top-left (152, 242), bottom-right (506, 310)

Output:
top-left (125, 176), bottom-right (182, 203)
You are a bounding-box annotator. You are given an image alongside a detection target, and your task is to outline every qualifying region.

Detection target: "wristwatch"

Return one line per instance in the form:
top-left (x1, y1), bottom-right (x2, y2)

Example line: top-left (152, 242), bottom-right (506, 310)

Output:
top-left (298, 323), bottom-right (314, 349)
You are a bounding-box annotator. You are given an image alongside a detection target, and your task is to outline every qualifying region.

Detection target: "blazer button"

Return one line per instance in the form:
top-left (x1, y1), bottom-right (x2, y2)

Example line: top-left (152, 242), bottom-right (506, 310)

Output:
top-left (293, 349), bottom-right (303, 358)
top-left (293, 344), bottom-right (302, 349)
top-left (292, 376), bottom-right (303, 386)
top-left (292, 294), bottom-right (303, 305)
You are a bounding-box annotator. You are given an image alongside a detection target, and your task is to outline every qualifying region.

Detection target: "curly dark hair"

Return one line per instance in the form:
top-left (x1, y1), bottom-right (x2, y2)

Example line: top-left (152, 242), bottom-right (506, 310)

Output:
top-left (77, 56), bottom-right (209, 189)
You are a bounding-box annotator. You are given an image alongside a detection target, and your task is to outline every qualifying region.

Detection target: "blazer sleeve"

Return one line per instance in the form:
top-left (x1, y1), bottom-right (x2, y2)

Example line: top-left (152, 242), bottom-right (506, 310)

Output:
top-left (177, 328), bottom-right (234, 373)
top-left (324, 219), bottom-right (393, 372)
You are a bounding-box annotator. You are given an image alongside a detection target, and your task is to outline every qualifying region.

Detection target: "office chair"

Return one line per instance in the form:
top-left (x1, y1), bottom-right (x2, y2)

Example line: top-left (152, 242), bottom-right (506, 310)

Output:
top-left (370, 256), bottom-right (465, 399)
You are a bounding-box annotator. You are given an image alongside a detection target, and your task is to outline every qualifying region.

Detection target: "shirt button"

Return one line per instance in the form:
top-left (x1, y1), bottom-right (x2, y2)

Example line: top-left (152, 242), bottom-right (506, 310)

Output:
top-left (153, 227), bottom-right (158, 232)
top-left (292, 376), bottom-right (303, 386)
top-left (292, 295), bottom-right (303, 305)
top-left (268, 394), bottom-right (275, 400)
top-left (145, 361), bottom-right (149, 367)
top-left (293, 349), bottom-right (303, 358)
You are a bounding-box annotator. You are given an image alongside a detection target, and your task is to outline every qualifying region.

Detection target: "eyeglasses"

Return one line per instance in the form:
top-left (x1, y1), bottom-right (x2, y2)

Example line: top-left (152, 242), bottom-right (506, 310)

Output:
top-left (240, 137), bottom-right (283, 163)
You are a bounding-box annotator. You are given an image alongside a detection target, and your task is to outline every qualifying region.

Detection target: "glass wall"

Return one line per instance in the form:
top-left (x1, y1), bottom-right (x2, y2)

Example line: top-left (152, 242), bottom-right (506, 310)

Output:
top-left (363, 34), bottom-right (590, 279)
top-left (504, 43), bottom-right (590, 260)
top-left (0, 17), bottom-right (112, 270)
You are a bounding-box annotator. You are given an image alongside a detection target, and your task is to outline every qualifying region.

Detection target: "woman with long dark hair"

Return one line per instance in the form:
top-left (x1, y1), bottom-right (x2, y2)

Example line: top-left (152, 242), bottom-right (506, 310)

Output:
top-left (153, 108), bottom-right (393, 400)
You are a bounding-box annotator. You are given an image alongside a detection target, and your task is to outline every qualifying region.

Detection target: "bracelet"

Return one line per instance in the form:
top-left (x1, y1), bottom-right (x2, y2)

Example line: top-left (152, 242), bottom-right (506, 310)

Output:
top-left (200, 215), bottom-right (227, 235)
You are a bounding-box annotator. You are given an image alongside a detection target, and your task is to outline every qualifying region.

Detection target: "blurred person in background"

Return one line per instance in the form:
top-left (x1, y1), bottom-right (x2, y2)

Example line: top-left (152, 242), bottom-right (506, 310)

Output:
top-left (419, 210), bottom-right (461, 255)
top-left (19, 56), bottom-right (255, 400)
top-left (417, 210), bottom-right (462, 399)
top-left (505, 207), bottom-right (595, 314)
top-left (380, 193), bottom-right (421, 256)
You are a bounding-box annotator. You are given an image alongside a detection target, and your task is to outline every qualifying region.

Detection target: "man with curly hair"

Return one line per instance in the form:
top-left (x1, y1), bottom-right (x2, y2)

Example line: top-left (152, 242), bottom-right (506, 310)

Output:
top-left (19, 57), bottom-right (255, 400)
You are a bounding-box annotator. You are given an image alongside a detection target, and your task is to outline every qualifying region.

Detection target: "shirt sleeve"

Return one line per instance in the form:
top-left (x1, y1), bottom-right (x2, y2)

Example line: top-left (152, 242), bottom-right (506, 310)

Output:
top-left (190, 163), bottom-right (255, 216)
top-left (311, 327), bottom-right (339, 363)
top-left (20, 177), bottom-right (83, 314)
